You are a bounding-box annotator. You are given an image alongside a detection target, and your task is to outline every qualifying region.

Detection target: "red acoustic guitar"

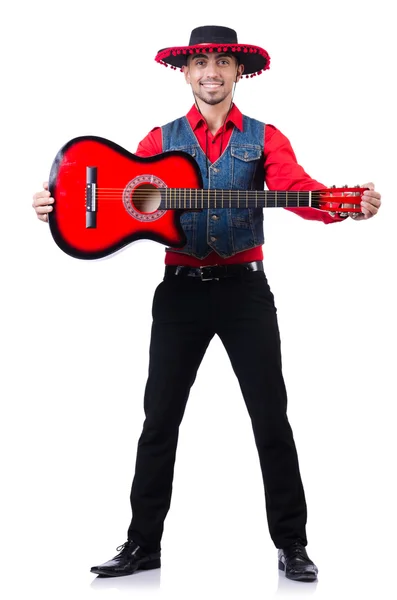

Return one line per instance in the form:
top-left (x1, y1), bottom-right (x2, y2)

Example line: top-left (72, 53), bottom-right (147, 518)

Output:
top-left (48, 136), bottom-right (364, 259)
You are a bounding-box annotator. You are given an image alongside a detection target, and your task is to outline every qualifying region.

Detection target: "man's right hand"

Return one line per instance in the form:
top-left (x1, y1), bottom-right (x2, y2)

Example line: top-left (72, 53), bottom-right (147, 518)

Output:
top-left (32, 181), bottom-right (54, 222)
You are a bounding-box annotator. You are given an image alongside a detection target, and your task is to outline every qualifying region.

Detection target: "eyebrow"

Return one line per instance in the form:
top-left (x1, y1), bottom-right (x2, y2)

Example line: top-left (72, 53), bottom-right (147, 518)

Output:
top-left (190, 52), bottom-right (234, 61)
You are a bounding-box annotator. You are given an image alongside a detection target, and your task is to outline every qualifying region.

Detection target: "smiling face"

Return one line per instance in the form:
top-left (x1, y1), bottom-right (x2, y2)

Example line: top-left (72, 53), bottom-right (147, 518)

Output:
top-left (183, 52), bottom-right (244, 106)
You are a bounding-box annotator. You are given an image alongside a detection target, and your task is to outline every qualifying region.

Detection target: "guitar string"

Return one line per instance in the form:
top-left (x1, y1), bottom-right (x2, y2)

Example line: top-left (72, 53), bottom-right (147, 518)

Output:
top-left (79, 190), bottom-right (361, 209)
top-left (79, 188), bottom-right (363, 193)
top-left (80, 192), bottom-right (361, 199)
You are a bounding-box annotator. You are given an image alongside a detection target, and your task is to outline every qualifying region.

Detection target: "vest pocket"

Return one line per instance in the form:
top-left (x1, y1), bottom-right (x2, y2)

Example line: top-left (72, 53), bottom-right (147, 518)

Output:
top-left (179, 211), bottom-right (195, 230)
top-left (230, 208), bottom-right (252, 229)
top-left (231, 146), bottom-right (262, 162)
top-left (231, 145), bottom-right (262, 189)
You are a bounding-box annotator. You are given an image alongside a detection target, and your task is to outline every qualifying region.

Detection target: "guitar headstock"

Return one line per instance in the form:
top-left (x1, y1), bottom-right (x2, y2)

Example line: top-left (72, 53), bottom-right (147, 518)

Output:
top-left (313, 185), bottom-right (367, 214)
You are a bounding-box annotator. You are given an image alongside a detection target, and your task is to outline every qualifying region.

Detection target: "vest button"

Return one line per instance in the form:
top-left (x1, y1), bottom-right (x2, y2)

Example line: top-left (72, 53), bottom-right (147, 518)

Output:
top-left (211, 214), bottom-right (219, 220)
top-left (210, 236), bottom-right (217, 242)
top-left (212, 167), bottom-right (219, 173)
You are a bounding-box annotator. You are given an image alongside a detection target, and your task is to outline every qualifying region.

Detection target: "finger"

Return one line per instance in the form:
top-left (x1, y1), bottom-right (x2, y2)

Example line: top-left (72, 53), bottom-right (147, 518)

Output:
top-left (38, 213), bottom-right (49, 222)
top-left (43, 181), bottom-right (49, 190)
top-left (32, 190), bottom-right (50, 204)
top-left (35, 204), bottom-right (53, 215)
top-left (360, 181), bottom-right (375, 191)
top-left (361, 196), bottom-right (381, 212)
top-left (361, 200), bottom-right (378, 217)
top-left (362, 189), bottom-right (381, 204)
top-left (32, 192), bottom-right (53, 207)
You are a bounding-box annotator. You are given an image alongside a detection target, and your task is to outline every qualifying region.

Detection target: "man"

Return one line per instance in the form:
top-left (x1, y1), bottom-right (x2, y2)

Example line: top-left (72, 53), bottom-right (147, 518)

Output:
top-left (32, 26), bottom-right (381, 582)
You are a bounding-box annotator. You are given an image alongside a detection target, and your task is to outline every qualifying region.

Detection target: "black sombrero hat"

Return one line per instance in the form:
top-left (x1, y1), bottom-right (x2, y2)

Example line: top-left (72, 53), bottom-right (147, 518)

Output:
top-left (155, 25), bottom-right (270, 78)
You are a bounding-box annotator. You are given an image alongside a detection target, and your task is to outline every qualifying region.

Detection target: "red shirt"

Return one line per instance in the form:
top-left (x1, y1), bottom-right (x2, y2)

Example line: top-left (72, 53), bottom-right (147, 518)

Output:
top-left (136, 104), bottom-right (342, 266)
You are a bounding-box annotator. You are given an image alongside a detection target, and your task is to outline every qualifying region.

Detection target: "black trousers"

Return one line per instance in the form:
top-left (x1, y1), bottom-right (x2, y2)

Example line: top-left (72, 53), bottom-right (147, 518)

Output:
top-left (127, 269), bottom-right (307, 551)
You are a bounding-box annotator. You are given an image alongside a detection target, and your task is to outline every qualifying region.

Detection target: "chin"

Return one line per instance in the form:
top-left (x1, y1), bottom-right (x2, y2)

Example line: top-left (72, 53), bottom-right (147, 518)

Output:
top-left (199, 94), bottom-right (227, 106)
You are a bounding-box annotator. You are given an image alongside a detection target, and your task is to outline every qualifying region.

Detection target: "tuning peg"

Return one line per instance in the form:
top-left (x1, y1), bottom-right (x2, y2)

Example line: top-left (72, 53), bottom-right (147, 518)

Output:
top-left (331, 184), bottom-right (336, 188)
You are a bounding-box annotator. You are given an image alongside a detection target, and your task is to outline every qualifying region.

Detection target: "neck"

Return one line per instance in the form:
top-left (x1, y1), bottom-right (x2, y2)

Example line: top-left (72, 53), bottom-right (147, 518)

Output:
top-left (195, 96), bottom-right (234, 135)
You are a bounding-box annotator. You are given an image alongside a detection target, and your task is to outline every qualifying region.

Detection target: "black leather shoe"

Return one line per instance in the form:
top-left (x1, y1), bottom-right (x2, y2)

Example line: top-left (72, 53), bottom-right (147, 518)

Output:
top-left (278, 541), bottom-right (318, 582)
top-left (90, 540), bottom-right (161, 577)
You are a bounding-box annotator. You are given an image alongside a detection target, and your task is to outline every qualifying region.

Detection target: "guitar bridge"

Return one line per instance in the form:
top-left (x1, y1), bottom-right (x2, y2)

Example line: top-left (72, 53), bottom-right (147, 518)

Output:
top-left (86, 166), bottom-right (97, 228)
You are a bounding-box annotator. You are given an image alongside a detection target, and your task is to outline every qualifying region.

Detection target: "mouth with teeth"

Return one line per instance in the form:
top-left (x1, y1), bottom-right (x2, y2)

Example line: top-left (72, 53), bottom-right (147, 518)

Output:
top-left (200, 81), bottom-right (224, 89)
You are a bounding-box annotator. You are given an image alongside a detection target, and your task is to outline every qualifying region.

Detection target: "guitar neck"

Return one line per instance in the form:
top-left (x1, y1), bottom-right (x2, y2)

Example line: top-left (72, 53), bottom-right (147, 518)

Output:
top-left (159, 189), bottom-right (316, 210)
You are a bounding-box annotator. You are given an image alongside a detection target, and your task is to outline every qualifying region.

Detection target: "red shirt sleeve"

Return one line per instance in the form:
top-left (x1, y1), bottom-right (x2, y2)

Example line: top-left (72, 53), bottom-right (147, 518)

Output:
top-left (135, 127), bottom-right (163, 157)
top-left (264, 124), bottom-right (344, 224)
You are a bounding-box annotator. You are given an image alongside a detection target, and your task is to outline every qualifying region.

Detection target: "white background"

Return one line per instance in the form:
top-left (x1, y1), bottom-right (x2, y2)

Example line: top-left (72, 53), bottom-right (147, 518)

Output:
top-left (1, 0), bottom-right (396, 598)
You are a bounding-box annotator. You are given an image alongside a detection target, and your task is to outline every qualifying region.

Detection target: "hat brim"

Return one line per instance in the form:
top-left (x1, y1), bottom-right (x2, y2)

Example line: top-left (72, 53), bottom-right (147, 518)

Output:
top-left (155, 43), bottom-right (270, 77)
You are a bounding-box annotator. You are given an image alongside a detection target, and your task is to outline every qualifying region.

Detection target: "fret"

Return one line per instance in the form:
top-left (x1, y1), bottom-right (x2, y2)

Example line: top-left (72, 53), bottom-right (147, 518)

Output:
top-left (215, 189), bottom-right (216, 209)
top-left (275, 190), bottom-right (277, 208)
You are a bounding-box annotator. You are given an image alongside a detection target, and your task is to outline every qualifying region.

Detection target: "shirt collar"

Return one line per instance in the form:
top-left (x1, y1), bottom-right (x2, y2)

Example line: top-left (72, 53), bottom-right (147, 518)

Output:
top-left (186, 103), bottom-right (243, 132)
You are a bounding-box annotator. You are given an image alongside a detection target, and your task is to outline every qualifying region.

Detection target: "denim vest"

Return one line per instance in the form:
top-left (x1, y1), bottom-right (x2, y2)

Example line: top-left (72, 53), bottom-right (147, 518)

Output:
top-left (162, 114), bottom-right (265, 259)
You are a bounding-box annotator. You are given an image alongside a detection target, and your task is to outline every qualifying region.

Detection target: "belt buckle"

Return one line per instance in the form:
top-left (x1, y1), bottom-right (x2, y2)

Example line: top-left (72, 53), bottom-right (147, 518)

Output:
top-left (199, 266), bottom-right (219, 281)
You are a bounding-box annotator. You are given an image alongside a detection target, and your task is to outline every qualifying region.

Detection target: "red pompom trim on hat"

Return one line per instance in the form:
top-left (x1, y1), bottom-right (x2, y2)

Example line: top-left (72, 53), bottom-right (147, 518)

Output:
top-left (155, 43), bottom-right (271, 77)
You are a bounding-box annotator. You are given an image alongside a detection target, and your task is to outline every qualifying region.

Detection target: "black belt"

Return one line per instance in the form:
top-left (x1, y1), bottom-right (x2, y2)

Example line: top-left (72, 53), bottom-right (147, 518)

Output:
top-left (164, 260), bottom-right (264, 281)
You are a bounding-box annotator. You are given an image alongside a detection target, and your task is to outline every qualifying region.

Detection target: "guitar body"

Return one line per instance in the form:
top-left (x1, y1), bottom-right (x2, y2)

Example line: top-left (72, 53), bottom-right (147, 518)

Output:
top-left (49, 136), bottom-right (202, 259)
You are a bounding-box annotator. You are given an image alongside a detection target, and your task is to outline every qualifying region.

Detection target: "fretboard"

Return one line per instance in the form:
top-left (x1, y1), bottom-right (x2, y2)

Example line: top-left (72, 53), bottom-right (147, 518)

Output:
top-left (159, 189), bottom-right (317, 210)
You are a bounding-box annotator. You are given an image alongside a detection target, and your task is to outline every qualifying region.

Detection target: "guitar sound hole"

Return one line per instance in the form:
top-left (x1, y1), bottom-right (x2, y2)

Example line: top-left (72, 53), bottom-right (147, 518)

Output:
top-left (131, 184), bottom-right (161, 214)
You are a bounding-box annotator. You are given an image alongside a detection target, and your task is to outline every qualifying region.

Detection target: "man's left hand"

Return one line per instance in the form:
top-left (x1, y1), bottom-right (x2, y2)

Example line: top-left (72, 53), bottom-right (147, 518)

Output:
top-left (352, 182), bottom-right (381, 220)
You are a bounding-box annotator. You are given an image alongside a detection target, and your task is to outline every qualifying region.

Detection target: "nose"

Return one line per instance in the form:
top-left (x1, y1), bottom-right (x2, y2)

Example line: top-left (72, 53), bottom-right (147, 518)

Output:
top-left (203, 58), bottom-right (220, 79)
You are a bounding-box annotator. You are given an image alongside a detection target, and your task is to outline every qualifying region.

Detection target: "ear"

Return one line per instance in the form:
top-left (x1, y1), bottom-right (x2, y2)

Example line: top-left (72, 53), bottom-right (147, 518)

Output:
top-left (182, 64), bottom-right (191, 84)
top-left (236, 63), bottom-right (244, 82)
